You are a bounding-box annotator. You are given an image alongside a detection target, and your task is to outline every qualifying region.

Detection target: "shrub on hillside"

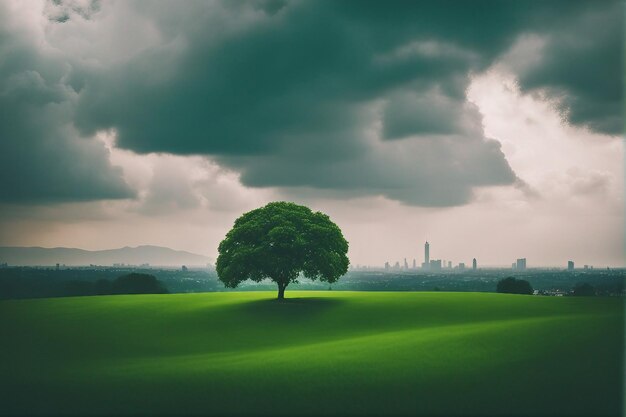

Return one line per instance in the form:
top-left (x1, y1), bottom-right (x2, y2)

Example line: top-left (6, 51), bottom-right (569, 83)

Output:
top-left (496, 277), bottom-right (533, 295)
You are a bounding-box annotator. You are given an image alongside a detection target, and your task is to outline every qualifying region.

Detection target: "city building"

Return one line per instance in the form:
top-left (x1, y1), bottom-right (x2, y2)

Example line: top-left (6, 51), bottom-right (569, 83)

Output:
top-left (385, 262), bottom-right (390, 270)
top-left (430, 259), bottom-right (442, 270)
top-left (422, 241), bottom-right (430, 269)
top-left (567, 260), bottom-right (574, 271)
top-left (472, 258), bottom-right (477, 270)
top-left (448, 261), bottom-right (452, 269)
top-left (412, 258), bottom-right (416, 269)
top-left (516, 258), bottom-right (527, 270)
top-left (404, 258), bottom-right (408, 269)
top-left (458, 262), bottom-right (465, 270)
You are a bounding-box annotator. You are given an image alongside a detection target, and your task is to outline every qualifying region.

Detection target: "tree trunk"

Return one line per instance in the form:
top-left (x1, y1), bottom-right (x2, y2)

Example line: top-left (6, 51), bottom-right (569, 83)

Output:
top-left (277, 282), bottom-right (287, 300)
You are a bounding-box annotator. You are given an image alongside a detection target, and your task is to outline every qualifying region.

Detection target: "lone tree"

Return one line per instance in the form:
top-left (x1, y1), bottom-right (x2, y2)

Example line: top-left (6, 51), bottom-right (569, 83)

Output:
top-left (216, 202), bottom-right (349, 300)
top-left (496, 277), bottom-right (533, 295)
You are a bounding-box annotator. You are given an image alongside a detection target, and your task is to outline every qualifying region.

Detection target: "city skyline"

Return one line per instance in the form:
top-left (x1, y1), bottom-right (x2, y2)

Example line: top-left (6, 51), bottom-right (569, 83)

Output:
top-left (378, 241), bottom-right (609, 270)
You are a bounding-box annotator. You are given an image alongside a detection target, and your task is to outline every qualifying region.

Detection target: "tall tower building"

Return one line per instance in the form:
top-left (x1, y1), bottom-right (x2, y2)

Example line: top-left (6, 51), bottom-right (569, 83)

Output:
top-left (472, 258), bottom-right (477, 270)
top-left (425, 241), bottom-right (430, 265)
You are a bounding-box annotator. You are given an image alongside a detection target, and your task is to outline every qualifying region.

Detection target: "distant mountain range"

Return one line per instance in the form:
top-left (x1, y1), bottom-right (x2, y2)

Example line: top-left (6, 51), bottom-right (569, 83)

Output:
top-left (0, 245), bottom-right (212, 267)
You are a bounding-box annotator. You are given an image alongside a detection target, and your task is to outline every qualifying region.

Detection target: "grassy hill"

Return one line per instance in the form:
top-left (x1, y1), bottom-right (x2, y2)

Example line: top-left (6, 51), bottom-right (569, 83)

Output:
top-left (1, 291), bottom-right (623, 416)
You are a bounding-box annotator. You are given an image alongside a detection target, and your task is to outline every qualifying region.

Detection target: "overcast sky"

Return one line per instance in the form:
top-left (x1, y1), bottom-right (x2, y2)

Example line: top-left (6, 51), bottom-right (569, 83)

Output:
top-left (0, 0), bottom-right (623, 267)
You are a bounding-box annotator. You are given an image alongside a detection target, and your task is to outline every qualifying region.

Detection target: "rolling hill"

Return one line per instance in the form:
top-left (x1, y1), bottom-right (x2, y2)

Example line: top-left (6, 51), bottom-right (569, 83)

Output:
top-left (0, 291), bottom-right (622, 416)
top-left (0, 245), bottom-right (211, 267)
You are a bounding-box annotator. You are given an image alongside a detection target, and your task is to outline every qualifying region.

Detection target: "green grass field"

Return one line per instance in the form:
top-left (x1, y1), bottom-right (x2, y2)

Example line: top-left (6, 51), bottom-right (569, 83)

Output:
top-left (1, 291), bottom-right (623, 416)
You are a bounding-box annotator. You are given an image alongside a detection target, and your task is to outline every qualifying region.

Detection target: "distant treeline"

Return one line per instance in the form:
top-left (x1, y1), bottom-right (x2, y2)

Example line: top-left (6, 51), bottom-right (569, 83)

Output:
top-left (0, 271), bottom-right (167, 299)
top-left (68, 273), bottom-right (168, 296)
top-left (0, 267), bottom-right (623, 300)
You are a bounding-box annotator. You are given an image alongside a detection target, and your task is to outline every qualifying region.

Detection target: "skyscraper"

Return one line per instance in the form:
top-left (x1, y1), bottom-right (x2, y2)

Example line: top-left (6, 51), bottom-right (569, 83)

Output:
top-left (516, 258), bottom-right (527, 270)
top-left (472, 258), bottom-right (477, 270)
top-left (567, 260), bottom-right (574, 271)
top-left (425, 241), bottom-right (430, 264)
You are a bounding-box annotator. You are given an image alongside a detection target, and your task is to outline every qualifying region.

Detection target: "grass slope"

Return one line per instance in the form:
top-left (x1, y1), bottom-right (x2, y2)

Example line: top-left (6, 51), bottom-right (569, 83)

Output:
top-left (0, 291), bottom-right (623, 417)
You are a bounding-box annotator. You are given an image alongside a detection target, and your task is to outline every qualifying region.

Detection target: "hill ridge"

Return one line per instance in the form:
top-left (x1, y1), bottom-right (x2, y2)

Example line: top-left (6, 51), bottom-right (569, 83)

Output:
top-left (0, 245), bottom-right (212, 267)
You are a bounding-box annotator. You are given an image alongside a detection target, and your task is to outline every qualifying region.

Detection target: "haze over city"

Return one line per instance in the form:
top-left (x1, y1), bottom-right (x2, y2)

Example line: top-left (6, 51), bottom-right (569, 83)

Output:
top-left (0, 0), bottom-right (622, 268)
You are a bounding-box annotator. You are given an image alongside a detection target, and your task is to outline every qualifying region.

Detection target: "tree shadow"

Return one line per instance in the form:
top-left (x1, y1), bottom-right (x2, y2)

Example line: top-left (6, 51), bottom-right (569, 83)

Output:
top-left (237, 296), bottom-right (344, 320)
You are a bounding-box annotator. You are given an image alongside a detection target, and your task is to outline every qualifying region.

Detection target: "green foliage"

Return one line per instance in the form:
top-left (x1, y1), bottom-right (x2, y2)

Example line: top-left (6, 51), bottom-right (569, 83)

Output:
top-left (573, 282), bottom-right (596, 296)
top-left (216, 202), bottom-right (349, 298)
top-left (496, 277), bottom-right (533, 295)
top-left (111, 273), bottom-right (168, 295)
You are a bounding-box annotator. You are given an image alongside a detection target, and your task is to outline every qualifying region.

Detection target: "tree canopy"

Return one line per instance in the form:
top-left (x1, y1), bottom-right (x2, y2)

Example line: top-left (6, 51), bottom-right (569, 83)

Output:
top-left (496, 277), bottom-right (533, 295)
top-left (572, 282), bottom-right (596, 296)
top-left (103, 273), bottom-right (168, 295)
top-left (216, 201), bottom-right (349, 299)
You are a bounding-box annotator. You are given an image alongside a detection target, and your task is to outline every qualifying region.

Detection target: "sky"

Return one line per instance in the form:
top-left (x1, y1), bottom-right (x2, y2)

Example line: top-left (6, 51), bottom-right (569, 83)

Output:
top-left (0, 0), bottom-right (623, 267)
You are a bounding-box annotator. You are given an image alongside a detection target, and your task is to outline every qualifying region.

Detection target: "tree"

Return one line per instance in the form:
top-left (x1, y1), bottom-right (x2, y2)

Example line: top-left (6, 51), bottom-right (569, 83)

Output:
top-left (572, 282), bottom-right (595, 296)
top-left (216, 201), bottom-right (349, 300)
top-left (496, 277), bottom-right (533, 295)
top-left (111, 273), bottom-right (168, 295)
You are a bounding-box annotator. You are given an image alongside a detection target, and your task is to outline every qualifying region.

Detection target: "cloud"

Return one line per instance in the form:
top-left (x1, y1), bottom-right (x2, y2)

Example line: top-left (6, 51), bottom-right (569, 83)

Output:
top-left (0, 1), bottom-right (133, 203)
top-left (568, 169), bottom-right (612, 197)
top-left (512, 2), bottom-right (623, 135)
top-left (68, 0), bottom-right (530, 206)
top-left (1, 0), bottom-right (621, 207)
top-left (137, 156), bottom-right (202, 215)
top-left (382, 88), bottom-right (485, 139)
top-left (96, 136), bottom-right (279, 215)
top-left (132, 154), bottom-right (277, 215)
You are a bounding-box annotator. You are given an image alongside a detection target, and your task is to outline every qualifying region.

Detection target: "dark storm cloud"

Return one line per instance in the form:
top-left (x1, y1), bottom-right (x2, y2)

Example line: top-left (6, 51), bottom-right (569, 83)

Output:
top-left (71, 0), bottom-right (529, 205)
top-left (44, 0), bottom-right (101, 23)
top-left (382, 89), bottom-right (485, 139)
top-left (226, 132), bottom-right (513, 207)
top-left (75, 0), bottom-right (538, 154)
top-left (515, 2), bottom-right (623, 135)
top-left (2, 0), bottom-right (621, 206)
top-left (0, 8), bottom-right (134, 203)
